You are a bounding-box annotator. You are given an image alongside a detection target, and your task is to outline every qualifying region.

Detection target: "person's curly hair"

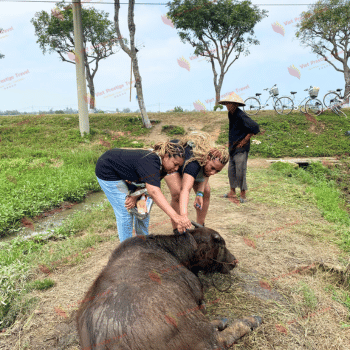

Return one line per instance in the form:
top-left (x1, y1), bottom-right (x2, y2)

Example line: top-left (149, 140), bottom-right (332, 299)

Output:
top-left (152, 141), bottom-right (185, 159)
top-left (179, 132), bottom-right (229, 171)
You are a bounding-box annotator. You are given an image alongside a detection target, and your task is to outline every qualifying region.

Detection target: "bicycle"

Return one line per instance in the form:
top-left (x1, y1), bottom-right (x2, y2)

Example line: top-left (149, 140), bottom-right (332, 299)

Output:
top-left (243, 84), bottom-right (283, 116)
top-left (276, 86), bottom-right (323, 116)
top-left (323, 88), bottom-right (349, 117)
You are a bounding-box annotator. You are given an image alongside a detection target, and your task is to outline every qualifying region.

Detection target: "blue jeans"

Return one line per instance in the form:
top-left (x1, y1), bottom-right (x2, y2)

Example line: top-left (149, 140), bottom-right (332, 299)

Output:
top-left (97, 177), bottom-right (150, 242)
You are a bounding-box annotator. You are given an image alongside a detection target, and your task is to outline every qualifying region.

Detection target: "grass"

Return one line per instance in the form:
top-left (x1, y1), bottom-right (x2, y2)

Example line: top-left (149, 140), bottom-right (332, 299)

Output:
top-left (161, 124), bottom-right (186, 136)
top-left (299, 281), bottom-right (318, 310)
top-left (0, 199), bottom-right (117, 329)
top-left (26, 278), bottom-right (55, 292)
top-left (0, 114), bottom-right (149, 235)
top-left (325, 284), bottom-right (350, 327)
top-left (269, 161), bottom-right (350, 251)
top-left (217, 109), bottom-right (350, 157)
top-left (1, 110), bottom-right (350, 333)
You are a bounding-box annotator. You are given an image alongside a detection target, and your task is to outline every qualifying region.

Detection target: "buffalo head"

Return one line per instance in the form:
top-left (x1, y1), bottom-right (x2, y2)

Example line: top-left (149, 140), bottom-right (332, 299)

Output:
top-left (187, 226), bottom-right (238, 275)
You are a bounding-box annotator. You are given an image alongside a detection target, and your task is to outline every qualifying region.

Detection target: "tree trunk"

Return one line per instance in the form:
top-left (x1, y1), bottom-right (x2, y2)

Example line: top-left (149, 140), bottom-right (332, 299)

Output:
top-left (114, 0), bottom-right (151, 129)
top-left (82, 39), bottom-right (96, 110)
top-left (214, 70), bottom-right (225, 106)
top-left (208, 46), bottom-right (225, 106)
top-left (211, 60), bottom-right (220, 106)
top-left (344, 65), bottom-right (350, 104)
top-left (133, 60), bottom-right (148, 125)
top-left (85, 70), bottom-right (95, 109)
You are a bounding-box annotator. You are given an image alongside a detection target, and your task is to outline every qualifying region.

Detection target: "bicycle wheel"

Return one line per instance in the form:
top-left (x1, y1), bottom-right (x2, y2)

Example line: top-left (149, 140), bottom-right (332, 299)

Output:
top-left (275, 97), bottom-right (294, 115)
top-left (323, 92), bottom-right (341, 108)
top-left (299, 103), bottom-right (306, 114)
top-left (243, 97), bottom-right (260, 116)
top-left (305, 98), bottom-right (323, 116)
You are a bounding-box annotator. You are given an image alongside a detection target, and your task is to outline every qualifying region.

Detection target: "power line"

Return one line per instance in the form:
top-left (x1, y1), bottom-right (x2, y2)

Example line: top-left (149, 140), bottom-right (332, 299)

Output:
top-left (2, 0), bottom-right (166, 3)
top-left (0, 1), bottom-right (315, 5)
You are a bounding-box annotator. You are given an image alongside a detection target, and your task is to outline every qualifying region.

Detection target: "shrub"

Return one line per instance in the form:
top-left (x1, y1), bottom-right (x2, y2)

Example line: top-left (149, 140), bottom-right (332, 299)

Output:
top-left (214, 104), bottom-right (223, 111)
top-left (26, 278), bottom-right (55, 291)
top-left (161, 125), bottom-right (185, 136)
top-left (173, 106), bottom-right (184, 113)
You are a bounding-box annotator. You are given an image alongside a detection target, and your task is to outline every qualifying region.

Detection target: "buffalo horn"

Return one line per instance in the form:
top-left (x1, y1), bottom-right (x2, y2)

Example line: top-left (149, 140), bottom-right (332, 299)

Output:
top-left (191, 221), bottom-right (204, 228)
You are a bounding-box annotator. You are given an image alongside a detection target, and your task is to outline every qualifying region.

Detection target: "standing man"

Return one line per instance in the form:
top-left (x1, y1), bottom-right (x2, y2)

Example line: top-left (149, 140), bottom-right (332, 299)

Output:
top-left (219, 93), bottom-right (260, 203)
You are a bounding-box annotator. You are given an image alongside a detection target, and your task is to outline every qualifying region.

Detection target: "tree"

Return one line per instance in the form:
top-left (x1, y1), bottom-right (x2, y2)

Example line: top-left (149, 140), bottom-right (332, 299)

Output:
top-left (167, 0), bottom-right (267, 105)
top-left (296, 0), bottom-right (350, 102)
top-left (114, 0), bottom-right (152, 128)
top-left (174, 106), bottom-right (184, 112)
top-left (31, 1), bottom-right (125, 109)
top-left (122, 107), bottom-right (131, 113)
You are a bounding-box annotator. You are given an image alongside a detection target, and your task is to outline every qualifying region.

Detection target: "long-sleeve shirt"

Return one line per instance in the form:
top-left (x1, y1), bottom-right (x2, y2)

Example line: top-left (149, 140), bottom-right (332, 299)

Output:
top-left (228, 108), bottom-right (260, 156)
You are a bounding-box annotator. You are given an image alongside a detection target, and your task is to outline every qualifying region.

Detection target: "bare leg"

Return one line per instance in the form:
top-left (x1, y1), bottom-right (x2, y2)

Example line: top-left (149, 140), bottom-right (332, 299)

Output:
top-left (164, 173), bottom-right (182, 229)
top-left (193, 181), bottom-right (210, 226)
top-left (228, 188), bottom-right (237, 198)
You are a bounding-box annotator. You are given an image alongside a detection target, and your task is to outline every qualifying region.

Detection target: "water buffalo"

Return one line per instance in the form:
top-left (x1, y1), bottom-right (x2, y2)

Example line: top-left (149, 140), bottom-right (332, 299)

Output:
top-left (76, 227), bottom-right (262, 350)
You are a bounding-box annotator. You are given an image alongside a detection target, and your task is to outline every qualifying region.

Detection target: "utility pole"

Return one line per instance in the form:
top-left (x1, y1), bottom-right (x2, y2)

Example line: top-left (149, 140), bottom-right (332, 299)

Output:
top-left (72, 0), bottom-right (89, 136)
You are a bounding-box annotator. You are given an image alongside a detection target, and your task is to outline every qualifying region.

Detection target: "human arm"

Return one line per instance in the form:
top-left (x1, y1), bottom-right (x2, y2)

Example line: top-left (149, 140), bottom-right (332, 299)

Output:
top-left (145, 182), bottom-right (192, 232)
top-left (193, 176), bottom-right (209, 210)
top-left (178, 173), bottom-right (196, 216)
top-left (237, 133), bottom-right (254, 148)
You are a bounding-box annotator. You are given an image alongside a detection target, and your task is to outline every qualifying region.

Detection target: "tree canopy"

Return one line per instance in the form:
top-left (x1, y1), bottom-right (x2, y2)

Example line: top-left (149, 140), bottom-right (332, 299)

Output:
top-left (167, 0), bottom-right (267, 104)
top-left (31, 1), bottom-right (126, 108)
top-left (296, 0), bottom-right (350, 100)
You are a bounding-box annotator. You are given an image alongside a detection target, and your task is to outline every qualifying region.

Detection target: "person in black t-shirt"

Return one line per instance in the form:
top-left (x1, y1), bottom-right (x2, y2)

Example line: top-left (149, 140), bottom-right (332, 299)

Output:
top-left (219, 93), bottom-right (260, 203)
top-left (164, 133), bottom-right (229, 233)
top-left (95, 141), bottom-right (191, 242)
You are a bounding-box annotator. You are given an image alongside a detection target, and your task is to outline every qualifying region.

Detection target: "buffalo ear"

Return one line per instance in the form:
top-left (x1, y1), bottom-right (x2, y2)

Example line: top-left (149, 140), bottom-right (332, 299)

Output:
top-left (213, 233), bottom-right (222, 243)
top-left (187, 232), bottom-right (198, 250)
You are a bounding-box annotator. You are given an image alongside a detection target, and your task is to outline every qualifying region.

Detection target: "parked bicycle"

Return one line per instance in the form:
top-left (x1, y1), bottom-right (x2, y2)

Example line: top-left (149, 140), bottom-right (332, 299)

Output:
top-left (243, 84), bottom-right (283, 116)
top-left (323, 88), bottom-right (349, 117)
top-left (276, 86), bottom-right (323, 116)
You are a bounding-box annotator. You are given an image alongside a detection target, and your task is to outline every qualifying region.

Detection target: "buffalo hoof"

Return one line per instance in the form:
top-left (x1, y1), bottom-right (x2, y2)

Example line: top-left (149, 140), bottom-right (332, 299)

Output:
top-left (216, 315), bottom-right (263, 346)
top-left (246, 315), bottom-right (263, 330)
top-left (211, 318), bottom-right (230, 331)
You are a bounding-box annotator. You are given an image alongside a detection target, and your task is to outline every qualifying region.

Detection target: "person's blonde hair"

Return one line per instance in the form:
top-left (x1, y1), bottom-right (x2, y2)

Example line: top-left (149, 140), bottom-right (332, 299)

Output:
top-left (179, 132), bottom-right (229, 170)
top-left (152, 141), bottom-right (185, 159)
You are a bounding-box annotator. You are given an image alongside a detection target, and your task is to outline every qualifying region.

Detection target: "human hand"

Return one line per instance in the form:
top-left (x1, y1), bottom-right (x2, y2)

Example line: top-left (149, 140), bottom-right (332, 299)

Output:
top-left (194, 196), bottom-right (203, 210)
top-left (237, 140), bottom-right (246, 148)
top-left (209, 149), bottom-right (222, 159)
top-left (124, 195), bottom-right (138, 210)
top-left (175, 214), bottom-right (192, 233)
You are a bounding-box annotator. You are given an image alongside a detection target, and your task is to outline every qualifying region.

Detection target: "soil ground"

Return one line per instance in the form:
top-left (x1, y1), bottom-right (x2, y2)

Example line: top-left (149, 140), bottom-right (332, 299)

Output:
top-left (1, 117), bottom-right (350, 350)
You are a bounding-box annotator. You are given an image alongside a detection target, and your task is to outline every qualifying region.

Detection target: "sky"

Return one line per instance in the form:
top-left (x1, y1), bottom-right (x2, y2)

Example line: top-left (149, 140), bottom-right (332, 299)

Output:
top-left (0, 0), bottom-right (348, 113)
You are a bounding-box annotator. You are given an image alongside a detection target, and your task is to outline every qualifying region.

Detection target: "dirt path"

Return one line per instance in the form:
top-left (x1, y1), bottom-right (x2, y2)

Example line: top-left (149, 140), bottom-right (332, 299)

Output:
top-left (2, 159), bottom-right (349, 350)
top-left (141, 112), bottom-right (226, 147)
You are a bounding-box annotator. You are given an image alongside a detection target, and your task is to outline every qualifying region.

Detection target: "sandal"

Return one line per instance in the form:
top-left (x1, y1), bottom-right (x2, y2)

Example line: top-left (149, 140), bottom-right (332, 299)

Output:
top-left (223, 193), bottom-right (237, 199)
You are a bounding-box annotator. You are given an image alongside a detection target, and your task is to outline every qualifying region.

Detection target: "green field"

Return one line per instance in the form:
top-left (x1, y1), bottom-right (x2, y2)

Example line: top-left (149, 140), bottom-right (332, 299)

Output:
top-left (1, 110), bottom-right (350, 236)
top-left (218, 109), bottom-right (350, 157)
top-left (0, 114), bottom-right (149, 235)
top-left (0, 110), bottom-right (350, 331)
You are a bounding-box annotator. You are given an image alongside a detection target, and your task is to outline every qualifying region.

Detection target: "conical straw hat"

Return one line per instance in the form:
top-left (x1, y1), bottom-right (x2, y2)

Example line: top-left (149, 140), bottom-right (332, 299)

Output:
top-left (218, 92), bottom-right (245, 106)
